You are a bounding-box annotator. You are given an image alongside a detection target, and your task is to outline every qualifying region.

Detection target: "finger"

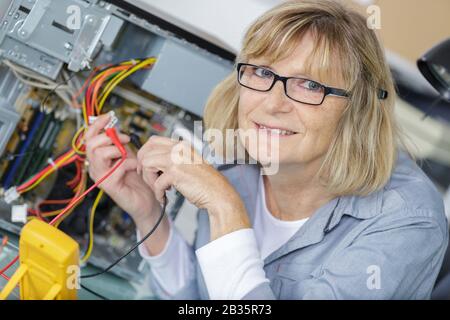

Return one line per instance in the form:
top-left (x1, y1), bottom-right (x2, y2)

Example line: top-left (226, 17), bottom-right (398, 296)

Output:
top-left (137, 148), bottom-right (171, 174)
top-left (140, 152), bottom-right (171, 173)
top-left (170, 140), bottom-right (198, 165)
top-left (84, 113), bottom-right (112, 140)
top-left (137, 135), bottom-right (177, 166)
top-left (147, 135), bottom-right (179, 146)
top-left (94, 145), bottom-right (123, 163)
top-left (153, 172), bottom-right (173, 203)
top-left (137, 141), bottom-right (172, 175)
top-left (97, 158), bottom-right (137, 189)
top-left (86, 133), bottom-right (130, 156)
top-left (87, 146), bottom-right (122, 183)
top-left (142, 168), bottom-right (161, 191)
top-left (141, 147), bottom-right (172, 159)
top-left (140, 153), bottom-right (170, 188)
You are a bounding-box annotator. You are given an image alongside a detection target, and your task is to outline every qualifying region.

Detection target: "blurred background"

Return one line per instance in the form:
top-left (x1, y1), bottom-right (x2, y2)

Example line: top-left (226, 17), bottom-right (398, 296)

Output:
top-left (0, 0), bottom-right (449, 299)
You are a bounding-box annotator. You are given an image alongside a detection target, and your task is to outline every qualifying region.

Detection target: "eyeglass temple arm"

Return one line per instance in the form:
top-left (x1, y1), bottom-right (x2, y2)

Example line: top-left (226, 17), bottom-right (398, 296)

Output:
top-left (328, 87), bottom-right (388, 100)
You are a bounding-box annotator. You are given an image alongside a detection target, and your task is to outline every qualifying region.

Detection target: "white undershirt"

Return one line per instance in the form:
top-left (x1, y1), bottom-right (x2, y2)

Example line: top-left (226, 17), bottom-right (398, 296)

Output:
top-left (138, 171), bottom-right (308, 299)
top-left (254, 174), bottom-right (309, 260)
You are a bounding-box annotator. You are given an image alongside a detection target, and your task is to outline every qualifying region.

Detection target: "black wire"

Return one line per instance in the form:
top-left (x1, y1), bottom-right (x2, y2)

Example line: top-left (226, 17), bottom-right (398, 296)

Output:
top-left (129, 133), bottom-right (143, 149)
top-left (80, 283), bottom-right (109, 300)
top-left (41, 72), bottom-right (77, 109)
top-left (81, 196), bottom-right (167, 279)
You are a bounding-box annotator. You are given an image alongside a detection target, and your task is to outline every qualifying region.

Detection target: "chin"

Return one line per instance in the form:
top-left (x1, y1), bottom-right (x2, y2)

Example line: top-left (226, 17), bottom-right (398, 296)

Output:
top-left (246, 146), bottom-right (289, 166)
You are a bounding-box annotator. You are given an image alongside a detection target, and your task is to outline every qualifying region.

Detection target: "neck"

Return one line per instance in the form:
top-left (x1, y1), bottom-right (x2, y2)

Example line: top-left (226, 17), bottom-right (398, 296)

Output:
top-left (261, 158), bottom-right (335, 221)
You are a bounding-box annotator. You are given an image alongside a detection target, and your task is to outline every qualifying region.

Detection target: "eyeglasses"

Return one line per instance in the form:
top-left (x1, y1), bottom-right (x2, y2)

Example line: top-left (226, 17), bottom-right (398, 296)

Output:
top-left (236, 63), bottom-right (388, 106)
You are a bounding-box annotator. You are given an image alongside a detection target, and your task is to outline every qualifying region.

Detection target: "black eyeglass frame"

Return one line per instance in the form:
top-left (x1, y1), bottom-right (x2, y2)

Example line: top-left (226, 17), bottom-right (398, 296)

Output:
top-left (236, 63), bottom-right (388, 105)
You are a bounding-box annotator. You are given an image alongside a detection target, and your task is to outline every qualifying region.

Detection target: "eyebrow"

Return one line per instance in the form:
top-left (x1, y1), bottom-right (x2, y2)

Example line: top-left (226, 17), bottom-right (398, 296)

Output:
top-left (259, 64), bottom-right (316, 81)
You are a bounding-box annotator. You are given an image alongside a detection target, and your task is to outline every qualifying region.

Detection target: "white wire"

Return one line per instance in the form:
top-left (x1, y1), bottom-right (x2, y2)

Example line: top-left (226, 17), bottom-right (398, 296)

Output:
top-left (2, 59), bottom-right (78, 108)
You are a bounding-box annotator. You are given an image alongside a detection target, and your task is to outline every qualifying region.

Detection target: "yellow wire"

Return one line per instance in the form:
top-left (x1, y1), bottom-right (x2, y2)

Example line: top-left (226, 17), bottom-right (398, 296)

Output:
top-left (97, 67), bottom-right (130, 101)
top-left (98, 58), bottom-right (156, 111)
top-left (71, 126), bottom-right (86, 155)
top-left (27, 209), bottom-right (62, 221)
top-left (82, 60), bottom-right (138, 121)
top-left (82, 99), bottom-right (88, 126)
top-left (26, 59), bottom-right (155, 251)
top-left (81, 189), bottom-right (103, 263)
top-left (98, 58), bottom-right (156, 113)
top-left (90, 60), bottom-right (135, 84)
top-left (95, 69), bottom-right (129, 114)
top-left (20, 150), bottom-right (76, 194)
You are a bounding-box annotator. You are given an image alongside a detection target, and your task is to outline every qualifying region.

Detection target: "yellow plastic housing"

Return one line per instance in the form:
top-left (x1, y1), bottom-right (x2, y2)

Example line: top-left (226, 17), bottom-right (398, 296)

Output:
top-left (0, 219), bottom-right (79, 300)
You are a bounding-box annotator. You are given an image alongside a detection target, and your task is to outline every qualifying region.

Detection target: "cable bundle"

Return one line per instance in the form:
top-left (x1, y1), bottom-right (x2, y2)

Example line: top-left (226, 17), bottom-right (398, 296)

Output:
top-left (1, 57), bottom-right (158, 281)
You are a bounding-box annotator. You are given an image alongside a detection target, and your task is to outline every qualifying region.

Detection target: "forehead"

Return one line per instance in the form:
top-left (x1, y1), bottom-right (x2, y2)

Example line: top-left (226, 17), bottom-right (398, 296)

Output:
top-left (247, 30), bottom-right (346, 88)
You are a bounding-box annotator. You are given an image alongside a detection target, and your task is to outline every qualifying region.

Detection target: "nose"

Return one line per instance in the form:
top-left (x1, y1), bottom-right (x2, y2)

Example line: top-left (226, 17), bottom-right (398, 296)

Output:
top-left (263, 79), bottom-right (294, 114)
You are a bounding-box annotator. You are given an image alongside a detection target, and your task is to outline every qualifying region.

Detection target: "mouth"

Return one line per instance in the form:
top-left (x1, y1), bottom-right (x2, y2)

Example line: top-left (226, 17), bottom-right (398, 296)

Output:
top-left (253, 121), bottom-right (299, 137)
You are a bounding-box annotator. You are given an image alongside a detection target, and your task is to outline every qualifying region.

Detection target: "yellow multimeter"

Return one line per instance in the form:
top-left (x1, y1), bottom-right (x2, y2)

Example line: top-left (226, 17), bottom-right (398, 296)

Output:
top-left (0, 219), bottom-right (79, 300)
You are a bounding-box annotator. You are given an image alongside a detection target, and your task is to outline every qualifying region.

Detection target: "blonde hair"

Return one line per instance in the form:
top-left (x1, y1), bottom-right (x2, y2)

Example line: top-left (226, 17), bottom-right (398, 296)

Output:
top-left (204, 0), bottom-right (406, 196)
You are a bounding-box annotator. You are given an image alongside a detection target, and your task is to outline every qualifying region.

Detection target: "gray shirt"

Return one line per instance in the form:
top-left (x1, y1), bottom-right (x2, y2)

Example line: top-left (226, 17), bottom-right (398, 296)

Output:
top-left (147, 150), bottom-right (449, 299)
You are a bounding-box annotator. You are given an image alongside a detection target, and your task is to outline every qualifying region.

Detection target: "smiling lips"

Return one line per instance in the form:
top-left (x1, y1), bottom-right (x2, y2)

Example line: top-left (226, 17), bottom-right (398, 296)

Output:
top-left (254, 122), bottom-right (298, 136)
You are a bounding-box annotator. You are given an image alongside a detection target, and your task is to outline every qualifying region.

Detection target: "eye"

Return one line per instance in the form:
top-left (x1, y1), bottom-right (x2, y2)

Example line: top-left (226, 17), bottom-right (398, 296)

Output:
top-left (305, 80), bottom-right (321, 91)
top-left (254, 67), bottom-right (273, 79)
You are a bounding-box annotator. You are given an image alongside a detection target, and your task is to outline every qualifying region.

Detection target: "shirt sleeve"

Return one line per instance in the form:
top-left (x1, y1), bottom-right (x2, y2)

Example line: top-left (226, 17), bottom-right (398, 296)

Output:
top-left (137, 218), bottom-right (195, 296)
top-left (195, 228), bottom-right (270, 299)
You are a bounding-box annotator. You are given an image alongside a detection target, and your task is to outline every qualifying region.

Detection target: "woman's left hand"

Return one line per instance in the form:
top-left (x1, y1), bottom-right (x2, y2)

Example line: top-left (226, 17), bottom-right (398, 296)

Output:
top-left (136, 136), bottom-right (247, 221)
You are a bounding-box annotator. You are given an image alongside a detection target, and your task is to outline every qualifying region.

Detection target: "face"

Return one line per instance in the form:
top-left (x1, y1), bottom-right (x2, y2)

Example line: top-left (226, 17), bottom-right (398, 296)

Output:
top-left (237, 31), bottom-right (348, 168)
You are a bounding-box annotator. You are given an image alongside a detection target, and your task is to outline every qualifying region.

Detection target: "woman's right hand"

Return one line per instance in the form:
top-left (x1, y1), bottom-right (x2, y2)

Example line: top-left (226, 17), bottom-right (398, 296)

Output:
top-left (84, 114), bottom-right (161, 225)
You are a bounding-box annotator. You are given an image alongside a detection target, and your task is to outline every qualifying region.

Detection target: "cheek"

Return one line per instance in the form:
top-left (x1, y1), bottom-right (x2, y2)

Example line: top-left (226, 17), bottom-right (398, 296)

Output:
top-left (295, 105), bottom-right (345, 152)
top-left (238, 90), bottom-right (259, 128)
top-left (279, 107), bottom-right (341, 162)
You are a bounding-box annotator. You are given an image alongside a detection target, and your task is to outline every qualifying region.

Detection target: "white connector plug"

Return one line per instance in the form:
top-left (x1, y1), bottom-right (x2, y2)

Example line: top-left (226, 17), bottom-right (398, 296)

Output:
top-left (4, 187), bottom-right (20, 204)
top-left (105, 110), bottom-right (118, 129)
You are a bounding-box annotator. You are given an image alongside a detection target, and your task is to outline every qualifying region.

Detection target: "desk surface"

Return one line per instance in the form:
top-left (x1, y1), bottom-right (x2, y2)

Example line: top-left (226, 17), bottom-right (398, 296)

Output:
top-left (0, 228), bottom-right (156, 300)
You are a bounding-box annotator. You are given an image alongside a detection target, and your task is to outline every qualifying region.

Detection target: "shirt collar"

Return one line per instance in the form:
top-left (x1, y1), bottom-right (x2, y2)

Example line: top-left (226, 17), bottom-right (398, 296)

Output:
top-left (324, 186), bottom-right (384, 232)
top-left (217, 163), bottom-right (385, 264)
top-left (217, 163), bottom-right (384, 224)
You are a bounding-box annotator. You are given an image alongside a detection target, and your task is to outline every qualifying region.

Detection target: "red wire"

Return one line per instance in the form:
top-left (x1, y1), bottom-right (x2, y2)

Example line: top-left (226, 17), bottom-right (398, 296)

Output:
top-left (49, 156), bottom-right (125, 226)
top-left (1, 102), bottom-right (127, 284)
top-left (66, 160), bottom-right (83, 189)
top-left (72, 64), bottom-right (111, 109)
top-left (48, 127), bottom-right (127, 226)
top-left (17, 151), bottom-right (78, 192)
top-left (1, 63), bottom-right (133, 284)
top-left (36, 211), bottom-right (45, 222)
top-left (0, 255), bottom-right (19, 277)
top-left (39, 199), bottom-right (72, 205)
top-left (86, 82), bottom-right (94, 117)
top-left (2, 155), bottom-right (123, 278)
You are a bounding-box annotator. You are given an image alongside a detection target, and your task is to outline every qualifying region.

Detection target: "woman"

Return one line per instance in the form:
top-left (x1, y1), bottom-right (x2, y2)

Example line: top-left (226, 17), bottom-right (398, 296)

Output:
top-left (85, 0), bottom-right (448, 299)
